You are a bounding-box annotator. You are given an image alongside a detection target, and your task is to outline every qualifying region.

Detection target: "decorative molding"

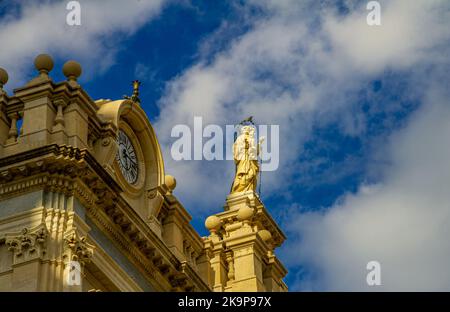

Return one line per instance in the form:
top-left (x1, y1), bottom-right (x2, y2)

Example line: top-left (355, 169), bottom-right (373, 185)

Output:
top-left (0, 144), bottom-right (209, 291)
top-left (225, 252), bottom-right (235, 282)
top-left (147, 186), bottom-right (165, 218)
top-left (101, 137), bottom-right (111, 147)
top-left (0, 144), bottom-right (122, 194)
top-left (52, 99), bottom-right (67, 132)
top-left (64, 232), bottom-right (94, 265)
top-left (5, 223), bottom-right (48, 265)
top-left (6, 112), bottom-right (19, 144)
top-left (86, 204), bottom-right (158, 280)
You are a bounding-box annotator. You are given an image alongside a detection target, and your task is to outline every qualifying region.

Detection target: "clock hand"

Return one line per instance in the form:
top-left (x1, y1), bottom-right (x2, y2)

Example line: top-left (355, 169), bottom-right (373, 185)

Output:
top-left (121, 150), bottom-right (132, 169)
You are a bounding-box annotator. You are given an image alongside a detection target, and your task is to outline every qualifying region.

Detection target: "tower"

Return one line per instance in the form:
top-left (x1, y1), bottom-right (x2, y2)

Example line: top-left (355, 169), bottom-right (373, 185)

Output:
top-left (0, 54), bottom-right (287, 292)
top-left (202, 124), bottom-right (288, 292)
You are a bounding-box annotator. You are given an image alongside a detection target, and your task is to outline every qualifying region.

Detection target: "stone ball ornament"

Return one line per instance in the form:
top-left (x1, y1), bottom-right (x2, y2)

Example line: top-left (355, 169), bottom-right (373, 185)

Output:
top-left (164, 175), bottom-right (177, 192)
top-left (63, 60), bottom-right (82, 81)
top-left (258, 230), bottom-right (272, 242)
top-left (237, 206), bottom-right (255, 221)
top-left (34, 54), bottom-right (54, 74)
top-left (0, 68), bottom-right (8, 88)
top-left (205, 215), bottom-right (221, 232)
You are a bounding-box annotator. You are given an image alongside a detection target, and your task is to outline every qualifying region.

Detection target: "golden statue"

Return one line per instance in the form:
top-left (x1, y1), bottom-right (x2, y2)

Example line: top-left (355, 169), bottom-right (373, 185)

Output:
top-left (230, 125), bottom-right (264, 194)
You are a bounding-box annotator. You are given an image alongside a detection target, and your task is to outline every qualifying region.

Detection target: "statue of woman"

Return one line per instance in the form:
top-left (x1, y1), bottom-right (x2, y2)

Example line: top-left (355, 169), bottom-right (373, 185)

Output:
top-left (230, 125), bottom-right (264, 194)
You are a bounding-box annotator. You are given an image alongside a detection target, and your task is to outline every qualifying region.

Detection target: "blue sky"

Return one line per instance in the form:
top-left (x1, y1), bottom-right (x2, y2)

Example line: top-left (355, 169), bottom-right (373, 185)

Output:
top-left (1, 0), bottom-right (450, 291)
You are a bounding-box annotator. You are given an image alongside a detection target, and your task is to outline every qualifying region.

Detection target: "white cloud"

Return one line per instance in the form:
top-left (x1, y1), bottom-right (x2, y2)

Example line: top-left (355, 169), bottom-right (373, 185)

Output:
top-left (155, 0), bottom-right (449, 209)
top-left (325, 0), bottom-right (450, 73)
top-left (0, 0), bottom-right (167, 88)
top-left (134, 62), bottom-right (158, 83)
top-left (286, 86), bottom-right (450, 291)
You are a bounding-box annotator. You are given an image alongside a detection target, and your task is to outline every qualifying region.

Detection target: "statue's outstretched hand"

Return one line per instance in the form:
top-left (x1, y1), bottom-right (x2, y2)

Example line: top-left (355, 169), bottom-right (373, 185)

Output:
top-left (259, 136), bottom-right (265, 144)
top-left (258, 136), bottom-right (265, 156)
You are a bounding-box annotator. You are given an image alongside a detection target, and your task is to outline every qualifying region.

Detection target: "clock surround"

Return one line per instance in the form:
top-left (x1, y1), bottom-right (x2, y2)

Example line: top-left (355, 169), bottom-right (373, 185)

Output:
top-left (117, 129), bottom-right (139, 184)
top-left (113, 121), bottom-right (146, 194)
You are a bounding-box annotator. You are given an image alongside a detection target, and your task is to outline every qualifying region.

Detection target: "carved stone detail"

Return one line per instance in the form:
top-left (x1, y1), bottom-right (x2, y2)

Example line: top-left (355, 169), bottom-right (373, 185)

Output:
top-left (225, 252), bottom-right (235, 282)
top-left (52, 99), bottom-right (66, 132)
top-left (0, 144), bottom-right (210, 291)
top-left (5, 224), bottom-right (48, 264)
top-left (64, 232), bottom-right (94, 265)
top-left (6, 112), bottom-right (19, 144)
top-left (147, 187), bottom-right (165, 218)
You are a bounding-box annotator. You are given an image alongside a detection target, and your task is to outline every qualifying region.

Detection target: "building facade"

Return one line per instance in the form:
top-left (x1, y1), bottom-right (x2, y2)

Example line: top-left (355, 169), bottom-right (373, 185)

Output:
top-left (0, 54), bottom-right (287, 292)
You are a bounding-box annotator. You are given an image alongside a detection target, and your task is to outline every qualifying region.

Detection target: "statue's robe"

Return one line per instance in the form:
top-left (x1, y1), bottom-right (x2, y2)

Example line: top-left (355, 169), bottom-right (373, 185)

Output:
top-left (231, 134), bottom-right (259, 193)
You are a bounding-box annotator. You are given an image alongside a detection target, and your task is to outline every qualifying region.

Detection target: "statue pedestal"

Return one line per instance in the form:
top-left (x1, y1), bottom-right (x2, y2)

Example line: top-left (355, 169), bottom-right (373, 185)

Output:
top-left (224, 191), bottom-right (258, 211)
top-left (203, 191), bottom-right (288, 292)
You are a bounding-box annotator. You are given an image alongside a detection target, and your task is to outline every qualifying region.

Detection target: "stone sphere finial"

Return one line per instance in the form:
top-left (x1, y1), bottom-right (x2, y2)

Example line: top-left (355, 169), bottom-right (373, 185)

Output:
top-left (62, 60), bottom-right (82, 81)
top-left (205, 215), bottom-right (221, 232)
top-left (0, 68), bottom-right (8, 88)
top-left (34, 54), bottom-right (54, 75)
top-left (258, 230), bottom-right (272, 242)
top-left (164, 175), bottom-right (177, 193)
top-left (237, 206), bottom-right (255, 221)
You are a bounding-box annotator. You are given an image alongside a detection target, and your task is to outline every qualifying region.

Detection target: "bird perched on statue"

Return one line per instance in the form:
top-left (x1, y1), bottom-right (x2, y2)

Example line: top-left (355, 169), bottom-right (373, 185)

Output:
top-left (240, 116), bottom-right (254, 125)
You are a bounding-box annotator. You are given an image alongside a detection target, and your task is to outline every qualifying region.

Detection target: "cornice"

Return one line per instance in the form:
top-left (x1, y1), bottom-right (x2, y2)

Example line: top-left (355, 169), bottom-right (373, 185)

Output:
top-left (0, 144), bottom-right (122, 193)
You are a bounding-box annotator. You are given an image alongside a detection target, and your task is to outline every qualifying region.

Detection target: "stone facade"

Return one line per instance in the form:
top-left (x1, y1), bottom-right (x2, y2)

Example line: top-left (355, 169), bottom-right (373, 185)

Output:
top-left (0, 54), bottom-right (287, 292)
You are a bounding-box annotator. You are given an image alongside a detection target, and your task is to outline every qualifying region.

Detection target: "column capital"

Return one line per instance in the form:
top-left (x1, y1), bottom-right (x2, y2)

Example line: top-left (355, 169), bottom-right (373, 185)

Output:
top-left (63, 231), bottom-right (94, 266)
top-left (4, 224), bottom-right (48, 265)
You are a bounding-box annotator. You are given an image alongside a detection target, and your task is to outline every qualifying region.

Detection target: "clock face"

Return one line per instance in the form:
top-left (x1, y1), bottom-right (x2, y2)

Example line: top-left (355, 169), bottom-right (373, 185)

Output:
top-left (116, 130), bottom-right (139, 184)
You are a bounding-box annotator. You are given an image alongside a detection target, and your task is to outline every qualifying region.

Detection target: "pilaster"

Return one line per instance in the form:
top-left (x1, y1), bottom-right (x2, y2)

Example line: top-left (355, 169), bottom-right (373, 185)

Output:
top-left (203, 191), bottom-right (287, 292)
top-left (4, 224), bottom-right (48, 291)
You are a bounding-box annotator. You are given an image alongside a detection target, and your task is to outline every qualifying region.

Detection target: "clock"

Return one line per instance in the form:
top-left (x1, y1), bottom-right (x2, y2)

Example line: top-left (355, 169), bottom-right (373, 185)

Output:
top-left (116, 129), bottom-right (139, 184)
